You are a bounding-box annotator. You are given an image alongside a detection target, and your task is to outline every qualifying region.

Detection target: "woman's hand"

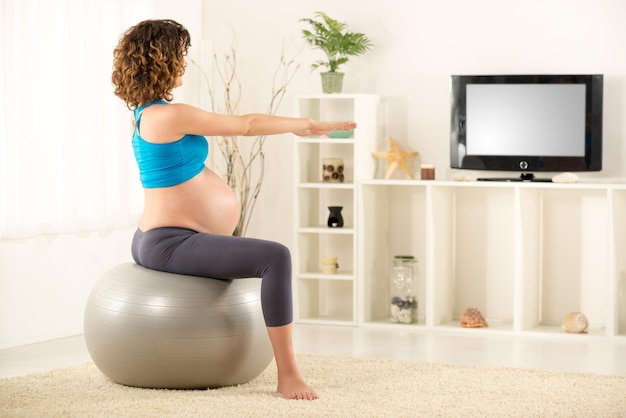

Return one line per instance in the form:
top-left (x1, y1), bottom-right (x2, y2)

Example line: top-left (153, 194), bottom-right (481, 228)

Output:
top-left (293, 120), bottom-right (357, 137)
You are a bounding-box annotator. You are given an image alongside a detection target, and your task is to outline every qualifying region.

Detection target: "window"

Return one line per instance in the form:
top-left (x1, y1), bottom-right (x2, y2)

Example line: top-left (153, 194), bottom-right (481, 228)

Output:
top-left (1, 0), bottom-right (154, 239)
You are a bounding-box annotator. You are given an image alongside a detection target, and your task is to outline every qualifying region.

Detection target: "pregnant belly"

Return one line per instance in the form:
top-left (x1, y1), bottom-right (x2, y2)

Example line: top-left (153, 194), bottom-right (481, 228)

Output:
top-left (139, 168), bottom-right (241, 235)
top-left (199, 184), bottom-right (241, 234)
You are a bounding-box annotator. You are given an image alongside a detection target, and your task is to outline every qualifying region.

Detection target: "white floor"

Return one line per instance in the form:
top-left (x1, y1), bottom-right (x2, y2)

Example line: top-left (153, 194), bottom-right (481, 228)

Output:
top-left (2, 324), bottom-right (626, 379)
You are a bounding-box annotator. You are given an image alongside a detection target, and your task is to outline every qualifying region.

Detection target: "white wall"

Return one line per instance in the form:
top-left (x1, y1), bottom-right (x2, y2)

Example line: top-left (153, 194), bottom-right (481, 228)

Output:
top-left (2, 0), bottom-right (625, 348)
top-left (0, 0), bottom-right (202, 349)
top-left (0, 230), bottom-right (136, 348)
top-left (199, 0), bottom-right (626, 246)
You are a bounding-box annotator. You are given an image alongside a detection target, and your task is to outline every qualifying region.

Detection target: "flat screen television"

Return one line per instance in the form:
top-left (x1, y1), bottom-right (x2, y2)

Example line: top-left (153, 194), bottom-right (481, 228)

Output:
top-left (450, 74), bottom-right (603, 181)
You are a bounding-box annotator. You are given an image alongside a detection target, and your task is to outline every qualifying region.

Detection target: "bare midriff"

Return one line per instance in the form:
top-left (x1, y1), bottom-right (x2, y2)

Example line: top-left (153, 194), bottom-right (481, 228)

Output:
top-left (137, 167), bottom-right (240, 236)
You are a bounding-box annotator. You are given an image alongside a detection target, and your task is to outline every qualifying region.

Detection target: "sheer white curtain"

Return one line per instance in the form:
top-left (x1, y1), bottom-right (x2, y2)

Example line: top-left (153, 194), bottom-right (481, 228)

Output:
top-left (0, 0), bottom-right (155, 239)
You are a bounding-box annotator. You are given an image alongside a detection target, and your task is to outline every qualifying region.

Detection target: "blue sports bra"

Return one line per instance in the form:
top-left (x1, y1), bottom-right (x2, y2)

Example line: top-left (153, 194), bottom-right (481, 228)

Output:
top-left (132, 100), bottom-right (208, 188)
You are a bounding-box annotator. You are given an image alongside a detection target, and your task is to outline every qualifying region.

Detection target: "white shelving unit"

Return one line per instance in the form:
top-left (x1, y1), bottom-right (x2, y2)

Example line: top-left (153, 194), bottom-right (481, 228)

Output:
top-left (292, 94), bottom-right (381, 325)
top-left (359, 179), bottom-right (626, 339)
top-left (291, 94), bottom-right (625, 340)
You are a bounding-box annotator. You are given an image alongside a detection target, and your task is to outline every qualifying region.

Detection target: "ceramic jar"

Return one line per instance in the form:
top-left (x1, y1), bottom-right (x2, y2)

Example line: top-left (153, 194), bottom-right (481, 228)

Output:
top-left (327, 206), bottom-right (344, 228)
top-left (322, 158), bottom-right (344, 183)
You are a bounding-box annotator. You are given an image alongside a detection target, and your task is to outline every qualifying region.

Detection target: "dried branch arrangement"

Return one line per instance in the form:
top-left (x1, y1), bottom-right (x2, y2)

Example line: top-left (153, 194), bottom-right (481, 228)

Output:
top-left (193, 43), bottom-right (300, 236)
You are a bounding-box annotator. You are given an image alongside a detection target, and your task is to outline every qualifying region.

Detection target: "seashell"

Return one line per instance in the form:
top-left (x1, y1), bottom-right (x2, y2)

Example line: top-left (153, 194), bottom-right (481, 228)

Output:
top-left (460, 307), bottom-right (488, 328)
top-left (562, 311), bottom-right (589, 333)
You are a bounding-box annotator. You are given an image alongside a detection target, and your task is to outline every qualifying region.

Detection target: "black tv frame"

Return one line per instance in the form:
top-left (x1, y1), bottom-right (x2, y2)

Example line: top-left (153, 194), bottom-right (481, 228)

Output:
top-left (450, 74), bottom-right (603, 181)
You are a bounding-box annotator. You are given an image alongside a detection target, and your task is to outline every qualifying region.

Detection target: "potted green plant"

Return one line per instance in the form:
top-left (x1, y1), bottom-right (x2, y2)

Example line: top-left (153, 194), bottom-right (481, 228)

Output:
top-left (300, 12), bottom-right (372, 94)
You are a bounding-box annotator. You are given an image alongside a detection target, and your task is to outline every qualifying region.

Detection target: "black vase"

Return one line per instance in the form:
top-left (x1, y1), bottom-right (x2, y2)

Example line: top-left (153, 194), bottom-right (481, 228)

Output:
top-left (327, 206), bottom-right (344, 228)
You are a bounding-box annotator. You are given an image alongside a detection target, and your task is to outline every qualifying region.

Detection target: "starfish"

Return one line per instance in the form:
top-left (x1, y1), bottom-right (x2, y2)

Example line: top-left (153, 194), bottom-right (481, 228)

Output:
top-left (371, 137), bottom-right (418, 179)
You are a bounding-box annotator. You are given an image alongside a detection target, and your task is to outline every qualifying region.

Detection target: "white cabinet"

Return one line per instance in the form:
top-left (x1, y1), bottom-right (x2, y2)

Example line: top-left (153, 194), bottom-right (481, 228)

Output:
top-left (292, 94), bottom-right (380, 325)
top-left (359, 180), bottom-right (626, 339)
top-left (291, 94), bottom-right (625, 339)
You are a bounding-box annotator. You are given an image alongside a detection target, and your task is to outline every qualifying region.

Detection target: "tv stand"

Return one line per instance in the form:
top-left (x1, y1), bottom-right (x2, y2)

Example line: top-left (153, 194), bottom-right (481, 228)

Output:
top-left (477, 173), bottom-right (552, 182)
top-left (359, 179), bottom-right (626, 338)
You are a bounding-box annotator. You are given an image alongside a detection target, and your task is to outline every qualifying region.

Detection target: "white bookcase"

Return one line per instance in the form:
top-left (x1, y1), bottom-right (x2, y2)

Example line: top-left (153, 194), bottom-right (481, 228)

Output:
top-left (359, 180), bottom-right (626, 339)
top-left (292, 94), bottom-right (381, 325)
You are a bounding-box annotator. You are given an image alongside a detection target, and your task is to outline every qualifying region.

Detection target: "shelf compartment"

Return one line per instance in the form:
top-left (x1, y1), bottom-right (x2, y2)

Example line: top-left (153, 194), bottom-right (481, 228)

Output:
top-left (296, 187), bottom-right (354, 229)
top-left (295, 278), bottom-right (354, 323)
top-left (532, 188), bottom-right (609, 333)
top-left (446, 186), bottom-right (516, 327)
top-left (296, 141), bottom-right (355, 184)
top-left (295, 233), bottom-right (354, 277)
top-left (360, 183), bottom-right (428, 324)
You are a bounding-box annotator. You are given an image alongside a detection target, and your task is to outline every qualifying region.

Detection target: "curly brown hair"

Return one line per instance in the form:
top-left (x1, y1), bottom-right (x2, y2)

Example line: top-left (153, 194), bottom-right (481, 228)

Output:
top-left (112, 19), bottom-right (191, 109)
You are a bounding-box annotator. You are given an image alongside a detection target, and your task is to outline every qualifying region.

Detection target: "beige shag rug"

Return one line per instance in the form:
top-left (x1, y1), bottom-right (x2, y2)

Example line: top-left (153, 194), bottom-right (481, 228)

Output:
top-left (1, 354), bottom-right (624, 417)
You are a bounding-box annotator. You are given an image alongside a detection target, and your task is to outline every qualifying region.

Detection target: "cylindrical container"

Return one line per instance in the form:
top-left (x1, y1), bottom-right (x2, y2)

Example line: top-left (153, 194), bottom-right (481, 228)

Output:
top-left (322, 158), bottom-right (344, 183)
top-left (390, 255), bottom-right (418, 324)
top-left (322, 257), bottom-right (339, 274)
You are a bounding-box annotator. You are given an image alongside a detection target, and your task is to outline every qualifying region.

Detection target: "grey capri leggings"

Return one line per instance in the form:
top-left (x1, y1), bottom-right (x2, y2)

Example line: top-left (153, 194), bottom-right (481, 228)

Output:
top-left (131, 227), bottom-right (293, 327)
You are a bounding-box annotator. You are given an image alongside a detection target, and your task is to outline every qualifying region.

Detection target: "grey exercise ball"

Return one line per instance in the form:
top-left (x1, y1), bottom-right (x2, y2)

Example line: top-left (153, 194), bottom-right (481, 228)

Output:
top-left (84, 263), bottom-right (273, 389)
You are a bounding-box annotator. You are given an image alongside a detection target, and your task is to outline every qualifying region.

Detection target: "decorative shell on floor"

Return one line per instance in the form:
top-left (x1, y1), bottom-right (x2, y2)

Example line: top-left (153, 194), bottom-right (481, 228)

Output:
top-left (460, 307), bottom-right (488, 328)
top-left (562, 311), bottom-right (589, 333)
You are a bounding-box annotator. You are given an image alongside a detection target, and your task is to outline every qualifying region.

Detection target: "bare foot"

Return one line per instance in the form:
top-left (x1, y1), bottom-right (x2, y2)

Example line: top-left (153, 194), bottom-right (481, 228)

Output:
top-left (277, 374), bottom-right (319, 400)
top-left (266, 324), bottom-right (318, 400)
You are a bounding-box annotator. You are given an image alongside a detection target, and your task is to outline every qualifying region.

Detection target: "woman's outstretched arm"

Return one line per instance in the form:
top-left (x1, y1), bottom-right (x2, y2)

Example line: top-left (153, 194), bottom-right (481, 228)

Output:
top-left (140, 103), bottom-right (356, 141)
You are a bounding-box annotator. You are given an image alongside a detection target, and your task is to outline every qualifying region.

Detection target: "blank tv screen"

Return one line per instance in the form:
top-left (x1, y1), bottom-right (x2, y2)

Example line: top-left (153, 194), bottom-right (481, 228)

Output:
top-left (466, 84), bottom-right (586, 157)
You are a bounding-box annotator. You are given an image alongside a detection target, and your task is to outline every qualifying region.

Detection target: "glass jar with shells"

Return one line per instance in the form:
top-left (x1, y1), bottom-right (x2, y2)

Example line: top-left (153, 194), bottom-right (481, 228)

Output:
top-left (390, 255), bottom-right (418, 324)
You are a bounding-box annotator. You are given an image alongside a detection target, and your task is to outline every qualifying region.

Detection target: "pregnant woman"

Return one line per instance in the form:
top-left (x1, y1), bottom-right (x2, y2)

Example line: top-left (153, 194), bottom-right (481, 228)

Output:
top-left (112, 19), bottom-right (356, 400)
